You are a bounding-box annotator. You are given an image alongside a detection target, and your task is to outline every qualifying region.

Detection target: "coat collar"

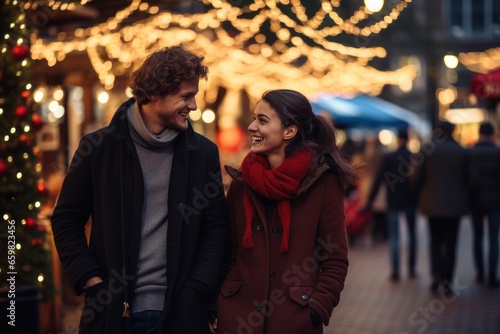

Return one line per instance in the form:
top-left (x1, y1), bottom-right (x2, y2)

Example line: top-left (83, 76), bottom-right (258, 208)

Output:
top-left (107, 97), bottom-right (200, 150)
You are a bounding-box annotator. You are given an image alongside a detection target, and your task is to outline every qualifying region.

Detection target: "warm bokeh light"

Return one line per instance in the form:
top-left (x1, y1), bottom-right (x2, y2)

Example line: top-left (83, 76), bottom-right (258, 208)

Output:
top-left (97, 91), bottom-right (109, 104)
top-left (378, 129), bottom-right (394, 146)
top-left (459, 47), bottom-right (500, 73)
top-left (437, 87), bottom-right (458, 105)
top-left (365, 0), bottom-right (384, 13)
top-left (398, 78), bottom-right (413, 92)
top-left (53, 88), bottom-right (64, 101)
top-left (48, 100), bottom-right (60, 112)
top-left (33, 88), bottom-right (44, 102)
top-left (31, 0), bottom-right (416, 99)
top-left (189, 109), bottom-right (202, 121)
top-left (202, 109), bottom-right (216, 123)
top-left (443, 54), bottom-right (458, 69)
top-left (408, 136), bottom-right (420, 153)
top-left (444, 108), bottom-right (486, 124)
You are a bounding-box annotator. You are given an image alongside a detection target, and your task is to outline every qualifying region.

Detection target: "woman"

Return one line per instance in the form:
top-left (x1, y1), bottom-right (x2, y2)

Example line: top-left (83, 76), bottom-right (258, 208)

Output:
top-left (215, 89), bottom-right (356, 334)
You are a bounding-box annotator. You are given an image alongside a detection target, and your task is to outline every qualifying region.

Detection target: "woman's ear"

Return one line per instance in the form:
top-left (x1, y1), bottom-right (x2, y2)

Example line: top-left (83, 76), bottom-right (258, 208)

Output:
top-left (283, 125), bottom-right (298, 140)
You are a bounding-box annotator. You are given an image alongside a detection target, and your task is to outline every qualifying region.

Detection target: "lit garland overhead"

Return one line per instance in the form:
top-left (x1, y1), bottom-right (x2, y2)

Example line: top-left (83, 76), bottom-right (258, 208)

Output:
top-left (31, 0), bottom-right (416, 103)
top-left (458, 47), bottom-right (500, 74)
top-left (23, 0), bottom-right (94, 11)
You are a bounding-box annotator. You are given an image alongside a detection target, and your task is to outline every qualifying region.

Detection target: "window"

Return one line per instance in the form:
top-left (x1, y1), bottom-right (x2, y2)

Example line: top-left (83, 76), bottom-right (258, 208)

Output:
top-left (471, 0), bottom-right (485, 34)
top-left (448, 0), bottom-right (499, 36)
top-left (450, 0), bottom-right (463, 31)
top-left (494, 0), bottom-right (500, 34)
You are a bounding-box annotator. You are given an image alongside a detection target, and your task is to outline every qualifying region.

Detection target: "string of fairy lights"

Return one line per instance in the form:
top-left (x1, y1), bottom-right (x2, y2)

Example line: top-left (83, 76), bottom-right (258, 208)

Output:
top-left (23, 0), bottom-right (94, 10)
top-left (1, 0), bottom-right (50, 291)
top-left (30, 0), bottom-right (417, 105)
top-left (206, 0), bottom-right (412, 39)
top-left (1, 8), bottom-right (42, 212)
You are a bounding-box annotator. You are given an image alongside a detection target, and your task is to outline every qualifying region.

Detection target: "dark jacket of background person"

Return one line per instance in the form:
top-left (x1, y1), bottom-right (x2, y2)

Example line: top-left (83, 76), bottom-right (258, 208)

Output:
top-left (51, 98), bottom-right (230, 333)
top-left (217, 164), bottom-right (348, 334)
top-left (415, 129), bottom-right (469, 217)
top-left (467, 140), bottom-right (500, 213)
top-left (366, 145), bottom-right (416, 209)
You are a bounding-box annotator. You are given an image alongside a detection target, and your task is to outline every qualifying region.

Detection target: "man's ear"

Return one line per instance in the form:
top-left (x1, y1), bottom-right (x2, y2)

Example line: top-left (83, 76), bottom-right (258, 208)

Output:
top-left (283, 125), bottom-right (298, 140)
top-left (147, 94), bottom-right (158, 102)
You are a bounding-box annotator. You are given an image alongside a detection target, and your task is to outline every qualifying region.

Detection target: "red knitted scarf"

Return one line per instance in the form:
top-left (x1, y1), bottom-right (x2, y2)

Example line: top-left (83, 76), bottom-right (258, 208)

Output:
top-left (240, 149), bottom-right (312, 252)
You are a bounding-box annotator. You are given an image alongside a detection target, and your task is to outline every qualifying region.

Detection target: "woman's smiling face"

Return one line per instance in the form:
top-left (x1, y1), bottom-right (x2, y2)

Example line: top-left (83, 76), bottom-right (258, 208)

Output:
top-left (248, 100), bottom-right (291, 167)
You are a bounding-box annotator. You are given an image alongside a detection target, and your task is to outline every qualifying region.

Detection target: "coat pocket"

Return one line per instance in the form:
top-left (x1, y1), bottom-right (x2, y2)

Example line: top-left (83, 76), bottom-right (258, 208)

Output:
top-left (288, 284), bottom-right (315, 306)
top-left (220, 279), bottom-right (244, 298)
top-left (80, 279), bottom-right (109, 332)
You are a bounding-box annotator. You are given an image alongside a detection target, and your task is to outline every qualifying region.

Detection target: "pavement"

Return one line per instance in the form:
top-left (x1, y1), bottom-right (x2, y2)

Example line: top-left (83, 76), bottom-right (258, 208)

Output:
top-left (324, 214), bottom-right (500, 334)
top-left (59, 214), bottom-right (500, 334)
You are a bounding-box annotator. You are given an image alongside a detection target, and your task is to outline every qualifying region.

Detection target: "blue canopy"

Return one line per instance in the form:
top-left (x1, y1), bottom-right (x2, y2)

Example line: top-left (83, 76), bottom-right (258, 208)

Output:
top-left (311, 94), bottom-right (428, 134)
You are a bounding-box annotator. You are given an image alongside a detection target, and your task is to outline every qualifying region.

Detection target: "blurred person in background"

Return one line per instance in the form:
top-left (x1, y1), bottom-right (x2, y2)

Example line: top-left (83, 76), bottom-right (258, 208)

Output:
top-left (365, 129), bottom-right (417, 282)
top-left (216, 89), bottom-right (357, 333)
top-left (467, 122), bottom-right (500, 288)
top-left (359, 135), bottom-right (388, 244)
top-left (414, 121), bottom-right (469, 297)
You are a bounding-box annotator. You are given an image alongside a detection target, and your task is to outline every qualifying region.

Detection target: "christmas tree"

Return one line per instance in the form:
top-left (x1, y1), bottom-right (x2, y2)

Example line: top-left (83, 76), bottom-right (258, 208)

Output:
top-left (0, 0), bottom-right (54, 301)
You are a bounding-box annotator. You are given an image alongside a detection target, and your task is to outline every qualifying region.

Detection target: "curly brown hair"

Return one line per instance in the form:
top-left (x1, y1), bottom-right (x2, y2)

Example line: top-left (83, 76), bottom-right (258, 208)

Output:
top-left (130, 45), bottom-right (208, 104)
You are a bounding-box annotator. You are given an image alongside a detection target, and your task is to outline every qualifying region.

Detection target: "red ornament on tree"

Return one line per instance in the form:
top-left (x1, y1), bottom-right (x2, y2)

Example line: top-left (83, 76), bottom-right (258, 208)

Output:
top-left (25, 217), bottom-right (37, 228)
top-left (0, 160), bottom-right (8, 177)
top-left (31, 113), bottom-right (44, 131)
top-left (19, 134), bottom-right (32, 146)
top-left (32, 238), bottom-right (43, 246)
top-left (15, 105), bottom-right (28, 118)
top-left (11, 44), bottom-right (30, 61)
top-left (37, 182), bottom-right (48, 197)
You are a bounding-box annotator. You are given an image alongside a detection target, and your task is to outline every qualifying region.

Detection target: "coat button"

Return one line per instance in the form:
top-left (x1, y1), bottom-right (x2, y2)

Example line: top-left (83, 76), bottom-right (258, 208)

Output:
top-left (228, 287), bottom-right (234, 293)
top-left (269, 270), bottom-right (276, 278)
top-left (272, 226), bottom-right (280, 234)
top-left (256, 224), bottom-right (264, 231)
top-left (301, 294), bottom-right (309, 301)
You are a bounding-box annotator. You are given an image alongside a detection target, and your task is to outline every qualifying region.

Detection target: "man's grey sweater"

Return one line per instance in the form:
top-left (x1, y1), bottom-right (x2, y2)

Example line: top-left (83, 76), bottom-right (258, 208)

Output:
top-left (127, 102), bottom-right (179, 313)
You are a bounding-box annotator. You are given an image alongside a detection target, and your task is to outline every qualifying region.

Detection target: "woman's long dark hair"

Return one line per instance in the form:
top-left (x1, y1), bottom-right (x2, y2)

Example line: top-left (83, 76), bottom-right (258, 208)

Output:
top-left (261, 89), bottom-right (357, 189)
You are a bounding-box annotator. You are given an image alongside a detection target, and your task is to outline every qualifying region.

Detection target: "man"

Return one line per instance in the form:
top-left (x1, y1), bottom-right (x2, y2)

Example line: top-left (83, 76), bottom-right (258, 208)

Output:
top-left (51, 45), bottom-right (230, 333)
top-left (365, 129), bottom-right (417, 281)
top-left (415, 121), bottom-right (469, 296)
top-left (468, 122), bottom-right (500, 288)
